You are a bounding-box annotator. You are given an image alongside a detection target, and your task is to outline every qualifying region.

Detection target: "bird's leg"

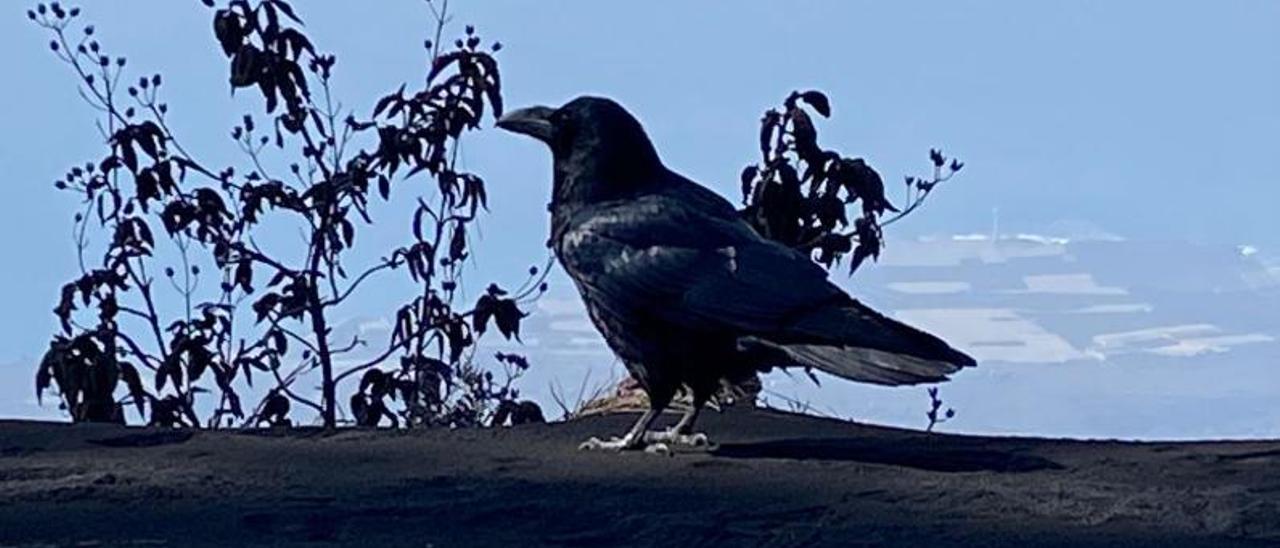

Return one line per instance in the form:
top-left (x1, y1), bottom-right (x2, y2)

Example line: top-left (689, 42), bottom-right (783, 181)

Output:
top-left (578, 408), bottom-right (669, 453)
top-left (643, 391), bottom-right (711, 448)
top-left (580, 382), bottom-right (684, 454)
top-left (643, 407), bottom-right (710, 447)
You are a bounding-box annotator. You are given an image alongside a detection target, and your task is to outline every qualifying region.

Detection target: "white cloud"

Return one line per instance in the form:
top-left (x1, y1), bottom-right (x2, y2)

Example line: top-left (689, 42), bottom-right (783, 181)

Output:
top-left (879, 236), bottom-right (1067, 267)
top-left (358, 318), bottom-right (392, 333)
top-left (1038, 220), bottom-right (1125, 242)
top-left (1088, 324), bottom-right (1275, 359)
top-left (893, 308), bottom-right (1087, 363)
top-left (548, 319), bottom-right (597, 333)
top-left (567, 336), bottom-right (605, 347)
top-left (537, 297), bottom-right (587, 316)
top-left (1011, 273), bottom-right (1127, 295)
top-left (1011, 233), bottom-right (1071, 246)
top-left (1147, 334), bottom-right (1275, 357)
top-left (1092, 324), bottom-right (1218, 350)
top-left (548, 348), bottom-right (613, 357)
top-left (1068, 303), bottom-right (1153, 314)
top-left (887, 281), bottom-right (971, 295)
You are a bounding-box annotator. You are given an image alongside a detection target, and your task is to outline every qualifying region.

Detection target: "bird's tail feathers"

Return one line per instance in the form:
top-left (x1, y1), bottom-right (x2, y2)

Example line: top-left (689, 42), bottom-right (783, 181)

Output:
top-left (786, 343), bottom-right (964, 386)
top-left (739, 299), bottom-right (975, 386)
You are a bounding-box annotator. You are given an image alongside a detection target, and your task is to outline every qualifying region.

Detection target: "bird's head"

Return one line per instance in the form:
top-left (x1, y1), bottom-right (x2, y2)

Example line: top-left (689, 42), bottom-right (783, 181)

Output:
top-left (498, 96), bottom-right (663, 207)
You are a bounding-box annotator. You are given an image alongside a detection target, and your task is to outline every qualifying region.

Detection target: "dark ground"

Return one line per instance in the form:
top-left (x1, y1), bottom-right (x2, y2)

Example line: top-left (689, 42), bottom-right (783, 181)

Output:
top-left (0, 408), bottom-right (1277, 547)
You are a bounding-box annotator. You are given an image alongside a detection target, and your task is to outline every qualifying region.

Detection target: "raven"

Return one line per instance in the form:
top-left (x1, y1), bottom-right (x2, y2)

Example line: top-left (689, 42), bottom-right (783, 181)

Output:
top-left (499, 97), bottom-right (975, 452)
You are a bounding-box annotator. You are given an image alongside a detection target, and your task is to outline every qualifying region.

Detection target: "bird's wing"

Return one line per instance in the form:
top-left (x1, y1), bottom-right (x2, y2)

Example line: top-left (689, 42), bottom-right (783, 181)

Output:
top-left (558, 193), bottom-right (830, 317)
top-left (559, 193), bottom-right (974, 384)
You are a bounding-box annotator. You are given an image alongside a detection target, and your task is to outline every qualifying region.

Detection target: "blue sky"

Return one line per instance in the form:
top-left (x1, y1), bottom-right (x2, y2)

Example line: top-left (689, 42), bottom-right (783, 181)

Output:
top-left (3, 2), bottom-right (1278, 436)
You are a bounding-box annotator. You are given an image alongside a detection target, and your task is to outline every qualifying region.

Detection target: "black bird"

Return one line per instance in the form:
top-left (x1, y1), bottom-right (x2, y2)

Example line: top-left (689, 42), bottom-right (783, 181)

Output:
top-left (498, 97), bottom-right (975, 451)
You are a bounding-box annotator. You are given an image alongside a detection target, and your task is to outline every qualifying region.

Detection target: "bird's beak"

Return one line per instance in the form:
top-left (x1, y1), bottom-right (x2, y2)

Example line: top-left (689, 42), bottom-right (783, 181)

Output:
top-left (496, 105), bottom-right (555, 143)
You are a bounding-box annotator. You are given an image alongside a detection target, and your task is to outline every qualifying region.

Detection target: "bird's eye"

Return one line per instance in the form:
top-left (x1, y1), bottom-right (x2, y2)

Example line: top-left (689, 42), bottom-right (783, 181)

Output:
top-left (549, 111), bottom-right (568, 128)
top-left (550, 113), bottom-right (576, 150)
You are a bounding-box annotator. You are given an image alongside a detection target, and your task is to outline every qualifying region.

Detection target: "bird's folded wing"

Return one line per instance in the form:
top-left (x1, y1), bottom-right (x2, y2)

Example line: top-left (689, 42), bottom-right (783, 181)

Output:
top-left (559, 196), bottom-right (844, 334)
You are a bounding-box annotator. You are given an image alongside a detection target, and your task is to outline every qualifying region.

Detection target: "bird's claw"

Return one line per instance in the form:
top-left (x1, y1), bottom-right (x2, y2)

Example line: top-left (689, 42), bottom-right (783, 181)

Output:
top-left (644, 442), bottom-right (673, 456)
top-left (643, 429), bottom-right (711, 448)
top-left (578, 436), bottom-right (626, 451)
top-left (577, 435), bottom-right (674, 456)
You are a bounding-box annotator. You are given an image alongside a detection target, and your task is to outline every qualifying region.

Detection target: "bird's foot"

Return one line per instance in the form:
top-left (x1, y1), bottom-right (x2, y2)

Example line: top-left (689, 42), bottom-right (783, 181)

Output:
top-left (578, 435), bottom-right (673, 455)
top-left (643, 429), bottom-right (711, 448)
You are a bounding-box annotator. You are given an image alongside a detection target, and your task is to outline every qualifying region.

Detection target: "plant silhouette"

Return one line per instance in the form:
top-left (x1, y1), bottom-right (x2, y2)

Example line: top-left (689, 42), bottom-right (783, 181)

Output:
top-left (32, 0), bottom-right (543, 429)
top-left (741, 90), bottom-right (963, 273)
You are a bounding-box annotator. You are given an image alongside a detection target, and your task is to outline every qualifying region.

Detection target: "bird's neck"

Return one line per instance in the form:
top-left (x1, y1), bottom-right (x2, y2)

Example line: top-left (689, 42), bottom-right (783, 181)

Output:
top-left (550, 159), bottom-right (665, 209)
top-left (547, 162), bottom-right (668, 250)
top-left (549, 126), bottom-right (664, 203)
